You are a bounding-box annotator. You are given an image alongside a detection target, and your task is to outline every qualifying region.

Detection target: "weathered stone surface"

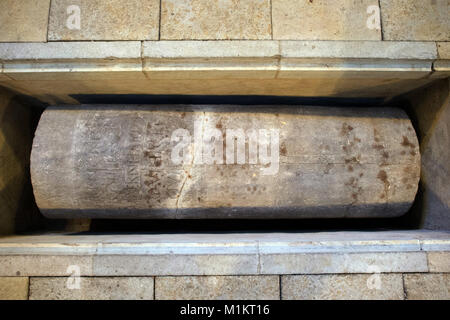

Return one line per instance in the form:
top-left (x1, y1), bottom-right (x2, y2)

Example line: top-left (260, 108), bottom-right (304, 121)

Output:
top-left (0, 255), bottom-right (93, 276)
top-left (280, 41), bottom-right (437, 60)
top-left (428, 252), bottom-right (450, 272)
top-left (261, 252), bottom-right (428, 274)
top-left (93, 254), bottom-right (258, 276)
top-left (48, 0), bottom-right (159, 40)
top-left (281, 274), bottom-right (404, 300)
top-left (380, 0), bottom-right (450, 41)
top-left (143, 41), bottom-right (279, 79)
top-left (438, 42), bottom-right (450, 60)
top-left (0, 0), bottom-right (50, 42)
top-left (272, 0), bottom-right (381, 40)
top-left (0, 277), bottom-right (29, 300)
top-left (404, 274), bottom-right (450, 300)
top-left (155, 276), bottom-right (279, 300)
top-left (30, 277), bottom-right (154, 300)
top-left (0, 42), bottom-right (141, 61)
top-left (160, 0), bottom-right (271, 40)
top-left (31, 106), bottom-right (420, 219)
top-left (279, 41), bottom-right (435, 79)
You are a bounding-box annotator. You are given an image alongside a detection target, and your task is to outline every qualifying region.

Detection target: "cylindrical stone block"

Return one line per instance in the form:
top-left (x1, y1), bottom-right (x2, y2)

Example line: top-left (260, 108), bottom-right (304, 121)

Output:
top-left (31, 105), bottom-right (420, 219)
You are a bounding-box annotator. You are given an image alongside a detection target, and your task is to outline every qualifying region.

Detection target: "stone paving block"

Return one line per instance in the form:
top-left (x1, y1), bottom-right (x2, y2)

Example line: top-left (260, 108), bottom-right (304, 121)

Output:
top-left (0, 277), bottom-right (29, 300)
top-left (161, 0), bottom-right (271, 40)
top-left (30, 277), bottom-right (154, 300)
top-left (0, 0), bottom-right (50, 42)
top-left (272, 0), bottom-right (381, 40)
top-left (428, 252), bottom-right (450, 273)
top-left (404, 274), bottom-right (450, 300)
top-left (93, 254), bottom-right (258, 276)
top-left (438, 42), bottom-right (450, 59)
top-left (0, 255), bottom-right (94, 276)
top-left (281, 274), bottom-right (404, 300)
top-left (380, 0), bottom-right (450, 41)
top-left (155, 276), bottom-right (279, 300)
top-left (48, 0), bottom-right (159, 40)
top-left (260, 252), bottom-right (428, 274)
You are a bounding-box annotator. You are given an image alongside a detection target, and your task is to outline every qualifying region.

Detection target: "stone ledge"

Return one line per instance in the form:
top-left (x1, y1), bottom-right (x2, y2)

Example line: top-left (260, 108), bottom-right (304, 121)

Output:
top-left (0, 42), bottom-right (144, 81)
top-left (0, 42), bottom-right (142, 61)
top-left (0, 231), bottom-right (448, 276)
top-left (0, 41), bottom-right (438, 81)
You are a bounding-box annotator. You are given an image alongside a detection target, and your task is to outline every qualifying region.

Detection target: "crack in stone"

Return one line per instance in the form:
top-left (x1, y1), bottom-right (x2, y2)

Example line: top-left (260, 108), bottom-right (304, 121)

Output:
top-left (175, 112), bottom-right (205, 217)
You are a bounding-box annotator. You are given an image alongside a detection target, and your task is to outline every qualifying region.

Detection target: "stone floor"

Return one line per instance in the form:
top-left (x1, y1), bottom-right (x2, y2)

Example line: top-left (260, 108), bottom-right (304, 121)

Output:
top-left (0, 231), bottom-right (449, 300)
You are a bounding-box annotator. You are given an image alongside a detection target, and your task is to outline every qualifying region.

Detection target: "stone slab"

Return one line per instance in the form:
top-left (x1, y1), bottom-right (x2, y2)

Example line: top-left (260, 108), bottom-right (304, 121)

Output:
top-left (0, 277), bottom-right (29, 300)
top-left (428, 252), bottom-right (450, 272)
top-left (380, 0), bottom-right (450, 41)
top-left (92, 254), bottom-right (258, 276)
top-left (438, 42), bottom-right (450, 60)
top-left (143, 41), bottom-right (279, 79)
top-left (273, 0), bottom-right (381, 40)
top-left (160, 0), bottom-right (271, 40)
top-left (155, 276), bottom-right (279, 300)
top-left (281, 274), bottom-right (404, 300)
top-left (0, 0), bottom-right (51, 42)
top-left (29, 277), bottom-right (154, 300)
top-left (48, 0), bottom-right (159, 41)
top-left (404, 274), bottom-right (450, 300)
top-left (0, 255), bottom-right (94, 277)
top-left (280, 41), bottom-right (438, 60)
top-left (3, 62), bottom-right (146, 81)
top-left (261, 252), bottom-right (428, 274)
top-left (0, 42), bottom-right (141, 61)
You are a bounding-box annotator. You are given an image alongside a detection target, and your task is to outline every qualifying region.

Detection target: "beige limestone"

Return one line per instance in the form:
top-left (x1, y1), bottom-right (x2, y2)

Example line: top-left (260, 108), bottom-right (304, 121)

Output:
top-left (438, 42), bottom-right (450, 59)
top-left (428, 252), bottom-right (450, 272)
top-left (0, 42), bottom-right (141, 61)
top-left (261, 252), bottom-right (428, 274)
top-left (0, 277), bottom-right (29, 300)
top-left (380, 0), bottom-right (450, 41)
top-left (404, 274), bottom-right (450, 300)
top-left (160, 0), bottom-right (271, 40)
top-left (281, 274), bottom-right (404, 300)
top-left (272, 0), bottom-right (381, 40)
top-left (0, 0), bottom-right (50, 42)
top-left (155, 276), bottom-right (279, 300)
top-left (143, 41), bottom-right (279, 79)
top-left (30, 277), bottom-right (154, 300)
top-left (93, 254), bottom-right (258, 276)
top-left (48, 0), bottom-right (159, 40)
top-left (280, 41), bottom-right (437, 60)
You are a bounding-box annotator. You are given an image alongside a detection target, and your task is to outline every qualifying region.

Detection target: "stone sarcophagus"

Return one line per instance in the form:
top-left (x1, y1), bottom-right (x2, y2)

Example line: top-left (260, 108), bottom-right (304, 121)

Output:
top-left (30, 105), bottom-right (420, 219)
